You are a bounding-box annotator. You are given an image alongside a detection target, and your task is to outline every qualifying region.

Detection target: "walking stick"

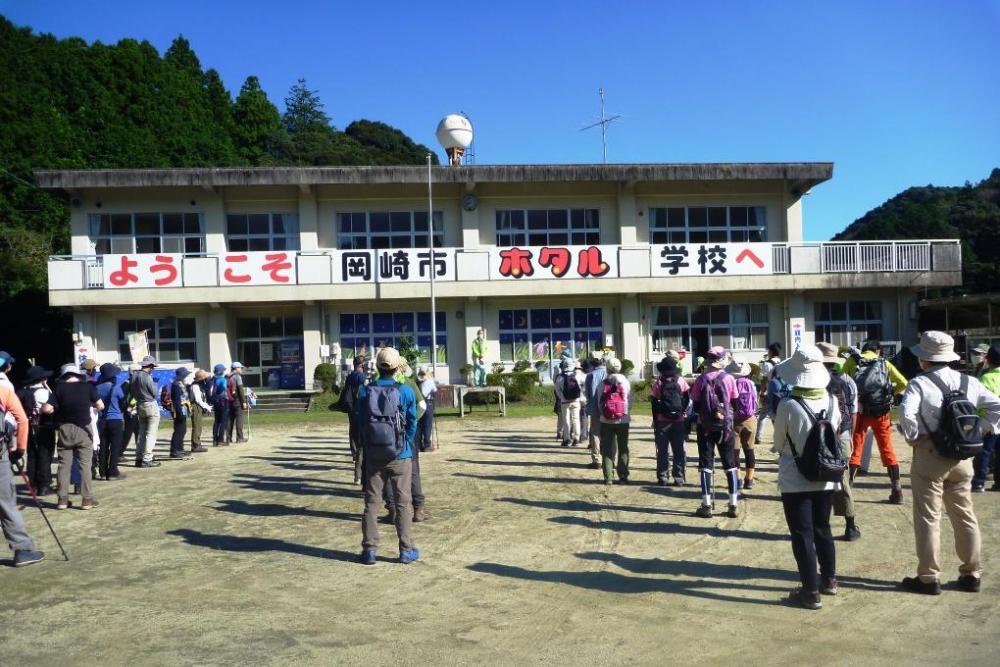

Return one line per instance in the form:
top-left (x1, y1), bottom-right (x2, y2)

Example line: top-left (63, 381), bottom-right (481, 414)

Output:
top-left (12, 458), bottom-right (69, 561)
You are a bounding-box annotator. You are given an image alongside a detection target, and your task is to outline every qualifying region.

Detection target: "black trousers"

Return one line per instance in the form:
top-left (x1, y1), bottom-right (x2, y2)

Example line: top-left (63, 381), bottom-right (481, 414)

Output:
top-left (781, 490), bottom-right (836, 593)
top-left (27, 424), bottom-right (56, 490)
top-left (170, 415), bottom-right (188, 456)
top-left (98, 418), bottom-right (124, 478)
top-left (121, 413), bottom-right (138, 457)
top-left (696, 427), bottom-right (737, 471)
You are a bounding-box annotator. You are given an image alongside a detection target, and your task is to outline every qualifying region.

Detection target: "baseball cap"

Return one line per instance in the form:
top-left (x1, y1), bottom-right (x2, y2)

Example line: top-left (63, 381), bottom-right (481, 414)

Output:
top-left (376, 347), bottom-right (401, 370)
top-left (231, 361), bottom-right (243, 369)
top-left (0, 351), bottom-right (15, 367)
top-left (213, 363), bottom-right (226, 374)
top-left (140, 355), bottom-right (157, 368)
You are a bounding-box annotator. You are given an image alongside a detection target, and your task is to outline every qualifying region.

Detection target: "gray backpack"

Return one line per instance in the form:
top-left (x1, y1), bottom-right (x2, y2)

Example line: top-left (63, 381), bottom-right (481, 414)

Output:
top-left (362, 383), bottom-right (405, 465)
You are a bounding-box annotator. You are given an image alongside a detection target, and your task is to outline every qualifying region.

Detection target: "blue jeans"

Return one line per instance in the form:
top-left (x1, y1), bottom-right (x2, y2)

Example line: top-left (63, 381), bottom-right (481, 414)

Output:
top-left (972, 433), bottom-right (999, 489)
top-left (473, 360), bottom-right (488, 387)
top-left (416, 402), bottom-right (435, 451)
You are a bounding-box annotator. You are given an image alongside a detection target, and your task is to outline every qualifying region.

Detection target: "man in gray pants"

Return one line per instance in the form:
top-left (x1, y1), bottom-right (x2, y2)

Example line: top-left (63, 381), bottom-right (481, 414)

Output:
top-left (1, 382), bottom-right (45, 566)
top-left (131, 355), bottom-right (161, 468)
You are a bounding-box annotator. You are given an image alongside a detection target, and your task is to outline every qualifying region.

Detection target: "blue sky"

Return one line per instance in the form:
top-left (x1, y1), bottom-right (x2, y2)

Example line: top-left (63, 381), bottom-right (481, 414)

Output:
top-left (3, 0), bottom-right (998, 239)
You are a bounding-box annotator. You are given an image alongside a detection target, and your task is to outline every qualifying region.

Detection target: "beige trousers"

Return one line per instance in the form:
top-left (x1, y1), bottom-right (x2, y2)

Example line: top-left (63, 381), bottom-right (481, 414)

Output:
top-left (910, 441), bottom-right (981, 582)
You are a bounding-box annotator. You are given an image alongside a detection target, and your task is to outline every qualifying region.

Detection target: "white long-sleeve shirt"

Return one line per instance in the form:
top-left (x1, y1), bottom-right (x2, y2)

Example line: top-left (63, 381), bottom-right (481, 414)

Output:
top-left (772, 392), bottom-right (842, 494)
top-left (190, 383), bottom-right (213, 412)
top-left (898, 366), bottom-right (1000, 443)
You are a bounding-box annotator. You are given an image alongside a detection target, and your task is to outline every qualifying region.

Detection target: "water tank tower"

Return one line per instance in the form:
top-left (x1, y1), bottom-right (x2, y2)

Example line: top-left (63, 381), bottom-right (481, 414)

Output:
top-left (436, 114), bottom-right (474, 166)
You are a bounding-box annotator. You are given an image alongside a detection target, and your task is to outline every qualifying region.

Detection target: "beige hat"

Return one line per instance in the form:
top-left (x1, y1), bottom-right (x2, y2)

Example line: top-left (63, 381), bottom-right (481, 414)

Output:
top-left (775, 344), bottom-right (831, 390)
top-left (81, 359), bottom-right (98, 371)
top-left (911, 331), bottom-right (960, 363)
top-left (706, 346), bottom-right (728, 370)
top-left (726, 357), bottom-right (752, 377)
top-left (376, 346), bottom-right (401, 370)
top-left (606, 357), bottom-right (622, 373)
top-left (666, 349), bottom-right (681, 361)
top-left (194, 369), bottom-right (211, 381)
top-left (815, 342), bottom-right (841, 365)
top-left (971, 343), bottom-right (990, 356)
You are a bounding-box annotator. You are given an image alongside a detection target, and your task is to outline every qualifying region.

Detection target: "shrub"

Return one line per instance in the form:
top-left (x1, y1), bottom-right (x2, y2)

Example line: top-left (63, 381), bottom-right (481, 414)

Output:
top-left (486, 371), bottom-right (539, 401)
top-left (620, 358), bottom-right (635, 376)
top-left (313, 363), bottom-right (338, 392)
top-left (513, 359), bottom-right (531, 373)
top-left (491, 362), bottom-right (506, 375)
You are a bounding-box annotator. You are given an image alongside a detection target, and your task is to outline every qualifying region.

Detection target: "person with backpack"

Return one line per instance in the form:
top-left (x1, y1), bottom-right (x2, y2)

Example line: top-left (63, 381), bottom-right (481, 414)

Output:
top-left (727, 358), bottom-right (759, 490)
top-left (842, 340), bottom-right (908, 504)
top-left (187, 369), bottom-right (212, 453)
top-left (210, 364), bottom-right (230, 447)
top-left (754, 343), bottom-right (783, 444)
top-left (972, 345), bottom-right (1000, 492)
top-left (555, 358), bottom-right (585, 447)
top-left (896, 331), bottom-right (1000, 594)
top-left (584, 352), bottom-right (607, 470)
top-left (41, 364), bottom-right (104, 510)
top-left (354, 347), bottom-right (419, 565)
top-left (650, 355), bottom-right (690, 486)
top-left (16, 366), bottom-right (56, 495)
top-left (131, 355), bottom-right (161, 468)
top-left (817, 342), bottom-right (861, 541)
top-left (94, 363), bottom-right (127, 481)
top-left (1, 379), bottom-right (45, 566)
top-left (772, 344), bottom-right (844, 609)
top-left (120, 363), bottom-right (140, 462)
top-left (690, 346), bottom-right (741, 517)
top-left (597, 357), bottom-right (631, 484)
top-left (227, 362), bottom-right (249, 443)
top-left (340, 356), bottom-right (367, 483)
top-left (166, 367), bottom-right (191, 459)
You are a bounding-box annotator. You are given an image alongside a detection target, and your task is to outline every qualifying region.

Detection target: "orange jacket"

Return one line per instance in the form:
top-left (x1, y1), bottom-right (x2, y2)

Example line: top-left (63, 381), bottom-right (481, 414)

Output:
top-left (0, 384), bottom-right (29, 451)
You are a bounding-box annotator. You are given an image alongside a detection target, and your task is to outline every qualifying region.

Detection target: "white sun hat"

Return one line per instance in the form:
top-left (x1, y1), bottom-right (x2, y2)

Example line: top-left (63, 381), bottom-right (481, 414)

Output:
top-left (910, 331), bottom-right (961, 363)
top-left (775, 344), bottom-right (830, 390)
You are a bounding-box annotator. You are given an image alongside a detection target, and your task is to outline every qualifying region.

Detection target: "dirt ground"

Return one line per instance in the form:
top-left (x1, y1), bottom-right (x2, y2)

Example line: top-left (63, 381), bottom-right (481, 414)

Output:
top-left (2, 414), bottom-right (998, 666)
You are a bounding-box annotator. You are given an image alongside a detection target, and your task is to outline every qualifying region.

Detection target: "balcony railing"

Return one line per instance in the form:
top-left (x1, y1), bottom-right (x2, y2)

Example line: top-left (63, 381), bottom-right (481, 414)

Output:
top-left (48, 240), bottom-right (961, 291)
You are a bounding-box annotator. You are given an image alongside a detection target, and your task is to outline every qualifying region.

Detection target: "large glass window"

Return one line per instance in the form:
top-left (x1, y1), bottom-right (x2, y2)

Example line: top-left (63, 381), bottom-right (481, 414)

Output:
top-left (340, 311), bottom-right (447, 363)
top-left (234, 316), bottom-right (304, 388)
top-left (651, 304), bottom-right (769, 357)
top-left (90, 213), bottom-right (204, 255)
top-left (117, 317), bottom-right (197, 362)
top-left (496, 209), bottom-right (600, 247)
top-left (814, 301), bottom-right (882, 347)
top-left (226, 213), bottom-right (300, 251)
top-left (648, 206), bottom-right (766, 244)
top-left (497, 307), bottom-right (603, 362)
top-left (337, 211), bottom-right (443, 250)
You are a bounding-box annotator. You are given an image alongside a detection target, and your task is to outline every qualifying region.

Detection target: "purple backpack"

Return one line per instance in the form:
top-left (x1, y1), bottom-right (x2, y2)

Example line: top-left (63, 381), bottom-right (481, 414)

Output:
top-left (698, 371), bottom-right (731, 434)
top-left (734, 377), bottom-right (758, 420)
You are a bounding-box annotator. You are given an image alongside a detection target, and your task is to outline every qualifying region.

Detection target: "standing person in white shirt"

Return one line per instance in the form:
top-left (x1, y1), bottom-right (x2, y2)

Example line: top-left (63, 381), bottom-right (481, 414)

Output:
top-left (897, 331), bottom-right (1000, 595)
top-left (187, 369), bottom-right (212, 453)
top-left (555, 359), bottom-right (586, 447)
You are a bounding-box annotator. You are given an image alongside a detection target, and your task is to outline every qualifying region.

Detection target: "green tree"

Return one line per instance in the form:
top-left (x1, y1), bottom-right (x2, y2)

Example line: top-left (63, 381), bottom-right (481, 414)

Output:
top-left (233, 75), bottom-right (283, 165)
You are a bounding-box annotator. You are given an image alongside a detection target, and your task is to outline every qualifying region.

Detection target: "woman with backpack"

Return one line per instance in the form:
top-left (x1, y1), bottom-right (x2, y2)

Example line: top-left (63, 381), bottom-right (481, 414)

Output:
top-left (650, 356), bottom-right (690, 486)
top-left (210, 364), bottom-right (230, 447)
top-left (555, 358), bottom-right (586, 447)
top-left (689, 346), bottom-right (741, 518)
top-left (598, 357), bottom-right (631, 485)
top-left (728, 358), bottom-right (759, 490)
top-left (772, 345), bottom-right (842, 610)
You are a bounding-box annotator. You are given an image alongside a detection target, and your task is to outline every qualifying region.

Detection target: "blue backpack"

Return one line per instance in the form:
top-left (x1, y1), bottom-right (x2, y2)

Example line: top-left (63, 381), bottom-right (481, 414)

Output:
top-left (767, 374), bottom-right (791, 417)
top-left (362, 383), bottom-right (406, 465)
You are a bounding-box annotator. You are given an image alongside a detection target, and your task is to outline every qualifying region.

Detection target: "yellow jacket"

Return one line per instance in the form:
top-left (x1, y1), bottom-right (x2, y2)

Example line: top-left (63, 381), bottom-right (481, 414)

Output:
top-left (842, 351), bottom-right (907, 395)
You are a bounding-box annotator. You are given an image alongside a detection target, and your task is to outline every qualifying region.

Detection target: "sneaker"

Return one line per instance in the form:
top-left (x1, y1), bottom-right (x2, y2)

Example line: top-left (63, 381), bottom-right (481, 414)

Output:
top-left (400, 548), bottom-right (420, 564)
top-left (845, 525), bottom-right (862, 542)
top-left (972, 485), bottom-right (986, 494)
top-left (857, 468), bottom-right (869, 476)
top-left (13, 549), bottom-right (45, 567)
top-left (413, 506), bottom-right (430, 522)
top-left (191, 446), bottom-right (208, 454)
top-left (561, 440), bottom-right (570, 447)
top-left (695, 505), bottom-right (713, 518)
top-left (56, 499), bottom-right (71, 510)
top-left (107, 472), bottom-right (127, 481)
top-left (136, 460), bottom-right (161, 468)
top-left (672, 477), bottom-right (686, 487)
top-left (956, 575), bottom-right (981, 593)
top-left (358, 549), bottom-right (377, 565)
top-left (788, 588), bottom-right (822, 610)
top-left (587, 461), bottom-right (601, 469)
top-left (726, 504), bottom-right (739, 518)
top-left (169, 452), bottom-right (188, 460)
top-left (570, 441), bottom-right (580, 447)
top-left (604, 479), bottom-right (614, 486)
top-left (656, 479), bottom-right (669, 487)
top-left (888, 489), bottom-right (903, 505)
top-left (743, 477), bottom-right (755, 490)
top-left (901, 576), bottom-right (941, 595)
top-left (81, 499), bottom-right (99, 510)
top-left (821, 577), bottom-right (839, 595)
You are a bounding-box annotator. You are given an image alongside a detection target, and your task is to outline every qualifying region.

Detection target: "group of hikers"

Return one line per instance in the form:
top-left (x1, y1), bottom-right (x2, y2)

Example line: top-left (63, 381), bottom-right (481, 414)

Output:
top-left (0, 351), bottom-right (251, 566)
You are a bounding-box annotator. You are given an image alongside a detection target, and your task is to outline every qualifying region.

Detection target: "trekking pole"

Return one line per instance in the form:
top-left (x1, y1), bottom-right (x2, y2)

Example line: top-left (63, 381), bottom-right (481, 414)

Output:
top-left (12, 458), bottom-right (69, 561)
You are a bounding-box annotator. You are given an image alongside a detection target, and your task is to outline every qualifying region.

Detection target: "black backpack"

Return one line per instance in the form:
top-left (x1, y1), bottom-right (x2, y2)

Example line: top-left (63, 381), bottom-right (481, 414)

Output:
top-left (855, 357), bottom-right (893, 417)
top-left (826, 373), bottom-right (856, 434)
top-left (651, 376), bottom-right (686, 419)
top-left (785, 397), bottom-right (847, 482)
top-left (561, 371), bottom-right (581, 401)
top-left (918, 372), bottom-right (983, 460)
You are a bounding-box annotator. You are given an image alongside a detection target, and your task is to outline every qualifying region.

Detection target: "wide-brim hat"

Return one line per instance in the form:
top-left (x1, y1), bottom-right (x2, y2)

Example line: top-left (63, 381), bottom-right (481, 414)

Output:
top-left (59, 363), bottom-right (87, 379)
top-left (175, 367), bottom-right (191, 379)
top-left (21, 366), bottom-right (53, 385)
top-left (775, 344), bottom-right (830, 390)
top-left (971, 343), bottom-right (990, 356)
top-left (656, 356), bottom-right (681, 376)
top-left (606, 357), bottom-right (622, 373)
top-left (815, 342), bottom-right (841, 365)
top-left (706, 345), bottom-right (728, 370)
top-left (911, 331), bottom-right (961, 363)
top-left (194, 369), bottom-right (212, 381)
top-left (98, 363), bottom-right (120, 383)
top-left (376, 346), bottom-right (401, 370)
top-left (726, 358), bottom-right (752, 377)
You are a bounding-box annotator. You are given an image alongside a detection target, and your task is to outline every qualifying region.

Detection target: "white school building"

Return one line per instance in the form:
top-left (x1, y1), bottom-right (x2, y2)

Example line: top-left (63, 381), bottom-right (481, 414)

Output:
top-left (39, 163), bottom-right (962, 389)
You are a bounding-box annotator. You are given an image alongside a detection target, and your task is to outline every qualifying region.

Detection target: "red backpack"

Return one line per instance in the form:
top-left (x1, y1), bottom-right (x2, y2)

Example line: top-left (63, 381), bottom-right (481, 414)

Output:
top-left (601, 379), bottom-right (627, 420)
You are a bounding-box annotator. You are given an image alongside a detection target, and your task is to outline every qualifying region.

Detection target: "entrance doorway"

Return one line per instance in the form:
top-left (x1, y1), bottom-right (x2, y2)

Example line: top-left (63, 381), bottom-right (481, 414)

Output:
top-left (235, 315), bottom-right (304, 388)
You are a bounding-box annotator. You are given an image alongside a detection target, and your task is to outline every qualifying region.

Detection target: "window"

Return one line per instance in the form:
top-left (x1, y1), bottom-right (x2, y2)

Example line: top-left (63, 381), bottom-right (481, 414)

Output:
top-left (814, 301), bottom-right (882, 347)
top-left (226, 213), bottom-right (300, 251)
top-left (651, 304), bottom-right (769, 356)
top-left (497, 307), bottom-right (603, 362)
top-left (496, 209), bottom-right (600, 246)
top-left (337, 211), bottom-right (443, 250)
top-left (340, 311), bottom-right (447, 363)
top-left (90, 213), bottom-right (204, 255)
top-left (648, 206), bottom-right (766, 244)
top-left (117, 317), bottom-right (197, 362)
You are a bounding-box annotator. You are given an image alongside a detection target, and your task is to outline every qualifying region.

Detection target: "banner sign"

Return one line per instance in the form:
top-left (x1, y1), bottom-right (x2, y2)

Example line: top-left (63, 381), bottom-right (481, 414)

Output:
top-left (489, 245), bottom-right (618, 280)
top-left (334, 249), bottom-right (455, 283)
top-left (650, 243), bottom-right (774, 277)
top-left (127, 330), bottom-right (149, 362)
top-left (104, 253), bottom-right (183, 288)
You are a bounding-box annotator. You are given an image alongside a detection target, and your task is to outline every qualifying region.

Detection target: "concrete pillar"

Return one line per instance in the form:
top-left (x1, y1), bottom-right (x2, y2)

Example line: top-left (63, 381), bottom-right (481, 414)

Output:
top-left (617, 182), bottom-right (637, 245)
top-left (463, 298), bottom-right (485, 384)
top-left (208, 307), bottom-right (231, 367)
top-left (298, 188), bottom-right (319, 251)
top-left (71, 207), bottom-right (91, 255)
top-left (72, 310), bottom-right (98, 363)
top-left (784, 195), bottom-right (804, 243)
top-left (202, 189), bottom-right (227, 253)
top-left (303, 303), bottom-right (322, 389)
top-left (619, 294), bottom-right (642, 375)
top-left (786, 292), bottom-right (809, 351)
top-left (461, 187), bottom-right (481, 247)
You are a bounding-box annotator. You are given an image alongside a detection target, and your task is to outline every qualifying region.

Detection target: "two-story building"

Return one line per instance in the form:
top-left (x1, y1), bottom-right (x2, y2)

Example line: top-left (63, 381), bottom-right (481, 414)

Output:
top-left (39, 163), bottom-right (962, 389)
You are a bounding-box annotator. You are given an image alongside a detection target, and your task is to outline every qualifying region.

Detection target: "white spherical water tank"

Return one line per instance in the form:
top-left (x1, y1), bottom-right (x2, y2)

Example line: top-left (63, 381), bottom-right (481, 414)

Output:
top-left (436, 115), bottom-right (473, 165)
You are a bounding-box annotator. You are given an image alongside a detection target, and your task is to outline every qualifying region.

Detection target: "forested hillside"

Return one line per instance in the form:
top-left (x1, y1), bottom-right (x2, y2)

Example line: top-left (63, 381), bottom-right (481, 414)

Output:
top-left (0, 16), bottom-right (436, 367)
top-left (834, 168), bottom-right (1000, 295)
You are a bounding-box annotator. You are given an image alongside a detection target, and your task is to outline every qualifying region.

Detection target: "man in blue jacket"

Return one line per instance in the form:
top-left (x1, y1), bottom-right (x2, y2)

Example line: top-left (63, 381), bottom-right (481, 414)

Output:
top-left (584, 351), bottom-right (607, 469)
top-left (354, 347), bottom-right (419, 565)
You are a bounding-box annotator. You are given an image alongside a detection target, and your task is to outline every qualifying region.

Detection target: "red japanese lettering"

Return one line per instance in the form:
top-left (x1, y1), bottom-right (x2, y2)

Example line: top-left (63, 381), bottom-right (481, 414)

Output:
top-left (577, 246), bottom-right (610, 277)
top-left (538, 247), bottom-right (572, 277)
top-left (108, 256), bottom-right (139, 287)
top-left (262, 252), bottom-right (293, 283)
top-left (498, 247), bottom-right (534, 278)
top-left (223, 254), bottom-right (251, 283)
top-left (150, 255), bottom-right (178, 286)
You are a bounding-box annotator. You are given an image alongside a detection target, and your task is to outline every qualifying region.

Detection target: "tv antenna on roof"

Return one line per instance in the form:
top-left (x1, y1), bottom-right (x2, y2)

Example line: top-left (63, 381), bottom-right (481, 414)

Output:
top-left (579, 87), bottom-right (622, 164)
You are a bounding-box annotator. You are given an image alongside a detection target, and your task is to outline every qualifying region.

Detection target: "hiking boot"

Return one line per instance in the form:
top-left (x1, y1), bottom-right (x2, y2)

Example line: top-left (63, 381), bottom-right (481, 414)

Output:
top-left (888, 489), bottom-right (904, 505)
top-left (695, 504), bottom-right (713, 518)
top-left (972, 485), bottom-right (985, 493)
top-left (604, 479), bottom-right (614, 486)
top-left (743, 477), bottom-right (754, 490)
top-left (672, 476), bottom-right (686, 487)
top-left (379, 510), bottom-right (396, 524)
top-left (13, 549), bottom-right (46, 567)
top-left (956, 575), bottom-right (981, 593)
top-left (413, 506), bottom-right (430, 522)
top-left (561, 440), bottom-right (570, 447)
top-left (400, 548), bottom-right (420, 564)
top-left (136, 460), bottom-right (161, 468)
top-left (358, 549), bottom-right (377, 565)
top-left (845, 525), bottom-right (862, 541)
top-left (821, 577), bottom-right (839, 595)
top-left (726, 504), bottom-right (739, 518)
top-left (81, 498), bottom-right (99, 510)
top-left (901, 576), bottom-right (941, 595)
top-left (788, 588), bottom-right (822, 610)
top-left (169, 452), bottom-right (188, 460)
top-left (570, 440), bottom-right (580, 447)
top-left (191, 446), bottom-right (208, 454)
top-left (56, 498), bottom-right (71, 510)
top-left (588, 461), bottom-right (601, 469)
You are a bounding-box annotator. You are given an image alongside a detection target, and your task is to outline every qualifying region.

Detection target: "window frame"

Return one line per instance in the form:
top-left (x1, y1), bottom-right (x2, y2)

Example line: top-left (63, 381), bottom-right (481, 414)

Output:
top-left (339, 311), bottom-right (447, 363)
top-left (117, 316), bottom-right (198, 363)
top-left (225, 213), bottom-right (300, 252)
top-left (90, 212), bottom-right (205, 255)
top-left (336, 211), bottom-right (444, 250)
top-left (648, 206), bottom-right (767, 244)
top-left (813, 300), bottom-right (883, 347)
top-left (495, 208), bottom-right (600, 247)
top-left (651, 303), bottom-right (769, 356)
top-left (497, 307), bottom-right (604, 363)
